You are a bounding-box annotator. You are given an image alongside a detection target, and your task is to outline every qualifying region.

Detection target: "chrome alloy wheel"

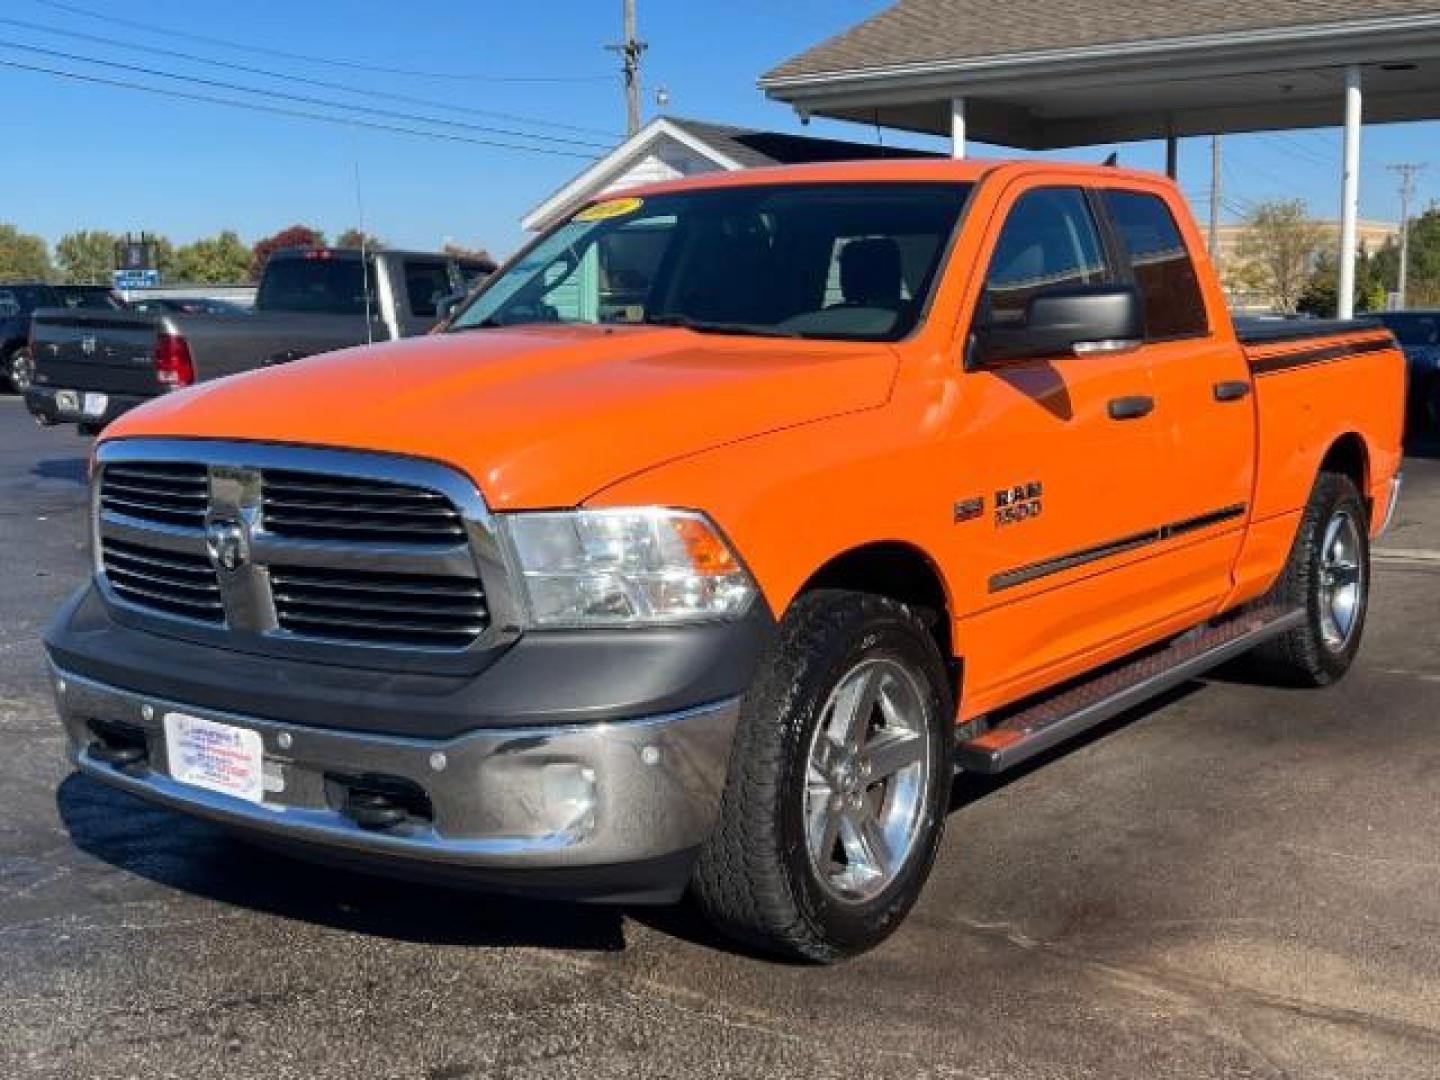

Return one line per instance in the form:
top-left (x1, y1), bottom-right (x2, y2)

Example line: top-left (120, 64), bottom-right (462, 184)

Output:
top-left (803, 657), bottom-right (934, 903)
top-left (1318, 509), bottom-right (1364, 650)
top-left (9, 348), bottom-right (33, 393)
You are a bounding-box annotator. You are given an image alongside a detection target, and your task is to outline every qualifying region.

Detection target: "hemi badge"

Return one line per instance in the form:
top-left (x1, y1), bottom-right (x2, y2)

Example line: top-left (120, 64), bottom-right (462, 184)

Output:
top-left (953, 497), bottom-right (984, 524)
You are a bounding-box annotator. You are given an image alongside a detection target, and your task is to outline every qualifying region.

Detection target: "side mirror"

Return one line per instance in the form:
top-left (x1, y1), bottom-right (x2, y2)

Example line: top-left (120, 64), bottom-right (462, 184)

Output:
top-left (971, 284), bottom-right (1143, 367)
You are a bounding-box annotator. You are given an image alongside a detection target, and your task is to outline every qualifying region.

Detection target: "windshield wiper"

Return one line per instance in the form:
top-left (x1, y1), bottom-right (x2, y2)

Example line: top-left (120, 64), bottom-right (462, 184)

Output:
top-left (642, 314), bottom-right (801, 339)
top-left (450, 317), bottom-right (506, 333)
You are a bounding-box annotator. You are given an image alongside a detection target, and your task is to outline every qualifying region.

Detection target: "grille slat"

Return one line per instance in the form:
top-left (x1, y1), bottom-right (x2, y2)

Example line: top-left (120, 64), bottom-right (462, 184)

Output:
top-left (262, 469), bottom-right (466, 545)
top-left (101, 538), bottom-right (223, 623)
top-left (100, 462), bottom-right (209, 529)
top-left (270, 566), bottom-right (486, 649)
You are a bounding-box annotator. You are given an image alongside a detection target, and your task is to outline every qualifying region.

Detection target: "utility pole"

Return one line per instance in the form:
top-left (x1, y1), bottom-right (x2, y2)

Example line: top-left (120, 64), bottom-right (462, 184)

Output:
top-left (1209, 135), bottom-right (1222, 274)
top-left (1388, 162), bottom-right (1426, 310)
top-left (608, 0), bottom-right (646, 137)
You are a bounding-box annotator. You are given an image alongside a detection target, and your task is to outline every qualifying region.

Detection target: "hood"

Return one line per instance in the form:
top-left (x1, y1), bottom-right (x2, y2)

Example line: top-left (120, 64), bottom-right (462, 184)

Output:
top-left (105, 325), bottom-right (899, 508)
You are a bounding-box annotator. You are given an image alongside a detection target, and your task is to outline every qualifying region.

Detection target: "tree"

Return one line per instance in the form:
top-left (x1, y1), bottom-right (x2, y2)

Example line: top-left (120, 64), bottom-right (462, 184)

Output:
top-left (1297, 245), bottom-right (1390, 319)
top-left (1234, 200), bottom-right (1329, 313)
top-left (0, 223), bottom-right (54, 281)
top-left (336, 227), bottom-right (384, 250)
top-left (1403, 205), bottom-right (1440, 308)
top-left (250, 225), bottom-right (325, 280)
top-left (442, 242), bottom-right (497, 273)
top-left (55, 229), bottom-right (120, 283)
top-left (173, 231), bottom-right (252, 283)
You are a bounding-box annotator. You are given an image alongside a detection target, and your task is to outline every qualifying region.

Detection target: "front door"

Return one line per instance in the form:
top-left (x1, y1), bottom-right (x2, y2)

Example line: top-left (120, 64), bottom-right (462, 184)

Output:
top-left (946, 182), bottom-right (1178, 714)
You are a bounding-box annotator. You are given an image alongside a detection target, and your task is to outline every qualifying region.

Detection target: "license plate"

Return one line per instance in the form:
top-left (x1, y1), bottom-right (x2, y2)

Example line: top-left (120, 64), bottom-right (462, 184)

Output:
top-left (82, 392), bottom-right (108, 418)
top-left (163, 712), bottom-right (265, 804)
top-left (55, 390), bottom-right (79, 413)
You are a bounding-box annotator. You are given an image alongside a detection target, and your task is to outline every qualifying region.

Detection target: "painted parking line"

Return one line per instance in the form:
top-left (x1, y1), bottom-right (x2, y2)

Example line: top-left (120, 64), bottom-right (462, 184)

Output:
top-left (1374, 548), bottom-right (1440, 564)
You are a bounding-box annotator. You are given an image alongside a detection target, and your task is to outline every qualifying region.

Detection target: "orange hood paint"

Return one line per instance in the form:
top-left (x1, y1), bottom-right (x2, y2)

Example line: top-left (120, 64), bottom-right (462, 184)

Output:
top-left (103, 324), bottom-right (899, 508)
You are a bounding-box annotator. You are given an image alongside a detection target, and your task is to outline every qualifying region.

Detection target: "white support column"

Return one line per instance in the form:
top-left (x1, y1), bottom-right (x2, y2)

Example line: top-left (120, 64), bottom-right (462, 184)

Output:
top-left (1338, 65), bottom-right (1363, 320)
top-left (950, 96), bottom-right (967, 159)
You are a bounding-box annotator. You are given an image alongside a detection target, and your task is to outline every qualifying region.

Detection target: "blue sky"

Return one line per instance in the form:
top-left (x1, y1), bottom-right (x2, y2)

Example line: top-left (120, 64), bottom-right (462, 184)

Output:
top-left (2, 0), bottom-right (1434, 259)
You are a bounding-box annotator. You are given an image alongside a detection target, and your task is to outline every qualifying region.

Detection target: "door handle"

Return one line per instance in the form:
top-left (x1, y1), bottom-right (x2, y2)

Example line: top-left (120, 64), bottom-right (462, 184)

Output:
top-left (1107, 395), bottom-right (1155, 421)
top-left (1213, 380), bottom-right (1252, 402)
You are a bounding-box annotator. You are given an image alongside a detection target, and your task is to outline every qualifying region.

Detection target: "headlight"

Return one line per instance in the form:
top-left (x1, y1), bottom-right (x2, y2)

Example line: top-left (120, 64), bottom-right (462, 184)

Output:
top-left (501, 508), bottom-right (756, 627)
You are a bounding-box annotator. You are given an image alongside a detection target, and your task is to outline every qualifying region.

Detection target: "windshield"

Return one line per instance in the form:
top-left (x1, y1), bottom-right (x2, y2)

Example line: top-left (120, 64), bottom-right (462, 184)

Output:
top-left (451, 182), bottom-right (973, 342)
top-left (1380, 313), bottom-right (1440, 347)
top-left (256, 256), bottom-right (374, 315)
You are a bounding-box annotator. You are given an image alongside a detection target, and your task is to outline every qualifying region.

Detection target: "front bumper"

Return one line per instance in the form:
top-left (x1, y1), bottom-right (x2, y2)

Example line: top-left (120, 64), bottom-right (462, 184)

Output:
top-left (25, 385), bottom-right (149, 431)
top-left (51, 664), bottom-right (741, 903)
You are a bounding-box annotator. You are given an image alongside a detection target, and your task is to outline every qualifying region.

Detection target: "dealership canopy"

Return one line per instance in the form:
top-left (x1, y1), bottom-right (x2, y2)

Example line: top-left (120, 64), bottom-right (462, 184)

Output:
top-left (760, 0), bottom-right (1440, 316)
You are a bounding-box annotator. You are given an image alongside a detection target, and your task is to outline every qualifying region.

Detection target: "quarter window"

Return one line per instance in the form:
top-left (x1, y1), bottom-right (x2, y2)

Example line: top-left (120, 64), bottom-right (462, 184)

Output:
top-left (1103, 190), bottom-right (1208, 339)
top-left (983, 188), bottom-right (1110, 326)
top-left (402, 259), bottom-right (453, 320)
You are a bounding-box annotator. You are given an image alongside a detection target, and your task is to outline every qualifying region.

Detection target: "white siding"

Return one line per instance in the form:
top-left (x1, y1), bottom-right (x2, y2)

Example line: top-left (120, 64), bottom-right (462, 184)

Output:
top-left (597, 140), bottom-right (724, 197)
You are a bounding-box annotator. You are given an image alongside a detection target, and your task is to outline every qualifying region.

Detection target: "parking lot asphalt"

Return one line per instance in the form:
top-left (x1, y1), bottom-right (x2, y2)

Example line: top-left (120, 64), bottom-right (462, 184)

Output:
top-left (2, 394), bottom-right (1439, 1079)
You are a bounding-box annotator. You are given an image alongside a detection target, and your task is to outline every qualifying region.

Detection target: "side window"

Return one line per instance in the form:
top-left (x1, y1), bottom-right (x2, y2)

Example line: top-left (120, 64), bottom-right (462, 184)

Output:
top-left (402, 260), bottom-right (453, 320)
top-left (984, 187), bottom-right (1110, 326)
top-left (1103, 190), bottom-right (1208, 339)
top-left (0, 291), bottom-right (18, 318)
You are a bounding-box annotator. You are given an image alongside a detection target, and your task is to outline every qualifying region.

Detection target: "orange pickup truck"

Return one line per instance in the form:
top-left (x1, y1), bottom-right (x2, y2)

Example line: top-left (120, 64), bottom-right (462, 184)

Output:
top-left (46, 160), bottom-right (1404, 961)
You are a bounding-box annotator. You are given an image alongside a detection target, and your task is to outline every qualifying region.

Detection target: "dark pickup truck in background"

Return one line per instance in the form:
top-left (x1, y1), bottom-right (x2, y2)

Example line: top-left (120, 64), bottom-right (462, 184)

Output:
top-left (25, 248), bottom-right (490, 433)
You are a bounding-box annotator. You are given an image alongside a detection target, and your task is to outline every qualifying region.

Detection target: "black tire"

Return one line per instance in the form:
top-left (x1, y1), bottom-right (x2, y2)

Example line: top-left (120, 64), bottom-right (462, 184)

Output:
top-left (692, 589), bottom-right (954, 962)
top-left (1251, 472), bottom-right (1371, 687)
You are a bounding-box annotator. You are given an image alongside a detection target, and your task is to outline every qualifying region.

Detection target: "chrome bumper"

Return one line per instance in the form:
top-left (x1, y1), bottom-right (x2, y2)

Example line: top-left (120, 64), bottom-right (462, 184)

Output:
top-left (51, 664), bottom-right (739, 885)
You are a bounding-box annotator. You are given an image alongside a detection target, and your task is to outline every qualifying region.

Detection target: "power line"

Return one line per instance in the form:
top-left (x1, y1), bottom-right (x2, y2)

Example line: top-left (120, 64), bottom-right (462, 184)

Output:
top-left (0, 40), bottom-right (612, 150)
top-left (35, 0), bottom-right (615, 83)
top-left (0, 14), bottom-right (619, 138)
top-left (0, 57), bottom-right (599, 159)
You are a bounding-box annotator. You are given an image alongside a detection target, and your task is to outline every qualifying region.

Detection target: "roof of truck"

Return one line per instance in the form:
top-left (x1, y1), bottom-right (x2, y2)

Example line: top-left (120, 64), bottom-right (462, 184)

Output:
top-left (600, 157), bottom-right (1168, 202)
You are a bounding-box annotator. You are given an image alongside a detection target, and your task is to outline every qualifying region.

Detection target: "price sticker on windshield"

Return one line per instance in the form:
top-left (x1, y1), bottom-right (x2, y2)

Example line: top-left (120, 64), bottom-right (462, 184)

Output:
top-left (574, 197), bottom-right (644, 222)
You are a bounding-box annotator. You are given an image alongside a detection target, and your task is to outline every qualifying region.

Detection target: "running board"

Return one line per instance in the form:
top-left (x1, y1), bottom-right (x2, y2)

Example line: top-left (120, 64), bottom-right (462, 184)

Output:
top-left (955, 604), bottom-right (1305, 774)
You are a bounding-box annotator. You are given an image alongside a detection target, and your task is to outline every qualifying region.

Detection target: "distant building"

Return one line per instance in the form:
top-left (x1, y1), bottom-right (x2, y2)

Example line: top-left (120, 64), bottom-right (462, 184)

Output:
top-left (522, 115), bottom-right (936, 232)
top-left (1211, 219), bottom-right (1399, 274)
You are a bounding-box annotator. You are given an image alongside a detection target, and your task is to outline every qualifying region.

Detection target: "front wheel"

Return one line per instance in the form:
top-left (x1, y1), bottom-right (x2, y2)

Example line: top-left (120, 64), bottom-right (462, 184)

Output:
top-left (1251, 472), bottom-right (1371, 686)
top-left (692, 590), bottom-right (954, 962)
top-left (6, 347), bottom-right (33, 394)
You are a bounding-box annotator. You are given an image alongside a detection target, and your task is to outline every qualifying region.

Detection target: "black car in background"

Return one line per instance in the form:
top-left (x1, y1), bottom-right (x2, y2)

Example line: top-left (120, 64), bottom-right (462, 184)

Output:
top-left (0, 282), bottom-right (62, 392)
top-left (1375, 311), bottom-right (1440, 433)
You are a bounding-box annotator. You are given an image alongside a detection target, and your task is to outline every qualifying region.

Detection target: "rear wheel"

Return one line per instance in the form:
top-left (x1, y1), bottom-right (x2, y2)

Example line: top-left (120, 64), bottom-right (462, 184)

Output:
top-left (5, 347), bottom-right (33, 394)
top-left (692, 590), bottom-right (953, 962)
top-left (1251, 472), bottom-right (1370, 686)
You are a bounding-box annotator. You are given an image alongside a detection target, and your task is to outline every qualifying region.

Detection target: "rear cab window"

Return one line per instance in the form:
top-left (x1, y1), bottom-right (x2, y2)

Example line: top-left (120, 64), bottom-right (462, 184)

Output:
top-left (256, 255), bottom-right (375, 315)
top-left (1102, 190), bottom-right (1209, 340)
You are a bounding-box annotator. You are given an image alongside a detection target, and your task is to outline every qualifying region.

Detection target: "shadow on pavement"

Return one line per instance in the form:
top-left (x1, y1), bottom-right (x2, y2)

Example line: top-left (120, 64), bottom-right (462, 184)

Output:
top-left (33, 456), bottom-right (87, 484)
top-left (56, 773), bottom-right (627, 953)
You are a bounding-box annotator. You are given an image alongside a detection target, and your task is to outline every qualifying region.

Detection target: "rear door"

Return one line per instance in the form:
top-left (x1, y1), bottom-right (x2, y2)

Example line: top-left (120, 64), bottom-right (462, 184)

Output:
top-left (1098, 185), bottom-right (1254, 611)
top-left (952, 182), bottom-right (1171, 702)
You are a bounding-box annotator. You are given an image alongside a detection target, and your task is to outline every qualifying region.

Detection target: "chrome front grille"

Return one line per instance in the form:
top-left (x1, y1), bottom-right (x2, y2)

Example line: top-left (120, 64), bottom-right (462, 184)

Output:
top-left (93, 443), bottom-right (507, 659)
top-left (262, 470), bottom-right (467, 545)
top-left (100, 537), bottom-right (223, 623)
top-left (270, 566), bottom-right (488, 648)
top-left (99, 462), bottom-right (209, 528)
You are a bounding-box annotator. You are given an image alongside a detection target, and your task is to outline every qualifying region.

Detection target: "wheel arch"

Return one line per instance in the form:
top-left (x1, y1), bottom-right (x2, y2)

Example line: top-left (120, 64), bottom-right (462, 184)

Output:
top-left (796, 540), bottom-right (959, 693)
top-left (1319, 432), bottom-right (1372, 515)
